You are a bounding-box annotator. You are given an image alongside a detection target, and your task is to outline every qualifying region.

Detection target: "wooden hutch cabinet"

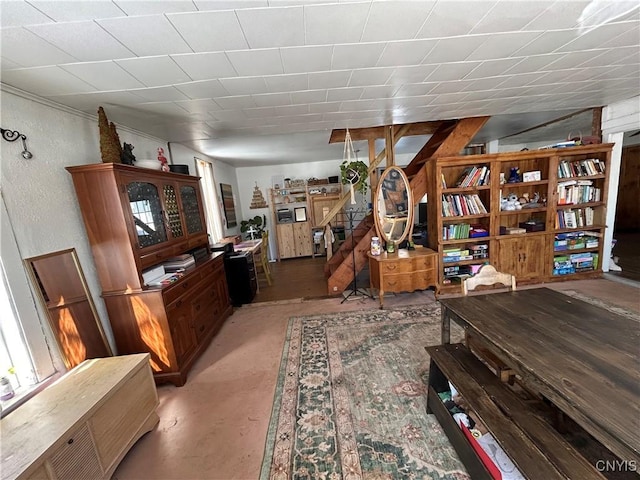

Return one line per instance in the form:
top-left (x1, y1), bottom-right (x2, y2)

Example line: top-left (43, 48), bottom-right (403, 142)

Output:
top-left (67, 163), bottom-right (232, 386)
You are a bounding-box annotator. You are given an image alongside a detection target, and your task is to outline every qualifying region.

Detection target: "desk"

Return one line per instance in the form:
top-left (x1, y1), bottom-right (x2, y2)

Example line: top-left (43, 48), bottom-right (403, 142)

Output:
top-left (439, 288), bottom-right (640, 465)
top-left (368, 247), bottom-right (437, 308)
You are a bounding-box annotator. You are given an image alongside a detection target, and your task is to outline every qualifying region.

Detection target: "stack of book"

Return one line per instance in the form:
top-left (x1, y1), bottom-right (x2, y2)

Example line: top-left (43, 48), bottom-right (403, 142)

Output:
top-left (442, 247), bottom-right (473, 263)
top-left (163, 254), bottom-right (195, 272)
top-left (453, 166), bottom-right (490, 187)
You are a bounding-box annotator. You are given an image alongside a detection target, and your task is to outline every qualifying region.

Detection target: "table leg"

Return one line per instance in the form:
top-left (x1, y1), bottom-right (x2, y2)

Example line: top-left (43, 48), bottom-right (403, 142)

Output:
top-left (441, 308), bottom-right (450, 344)
top-left (379, 288), bottom-right (384, 309)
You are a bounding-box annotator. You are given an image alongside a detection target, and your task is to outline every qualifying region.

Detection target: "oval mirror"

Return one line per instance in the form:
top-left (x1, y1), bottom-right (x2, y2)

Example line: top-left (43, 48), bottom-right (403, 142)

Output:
top-left (374, 166), bottom-right (414, 247)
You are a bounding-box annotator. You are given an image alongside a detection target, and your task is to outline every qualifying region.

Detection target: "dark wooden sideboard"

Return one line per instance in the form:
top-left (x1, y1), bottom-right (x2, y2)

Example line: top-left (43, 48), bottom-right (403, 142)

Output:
top-left (67, 163), bottom-right (232, 386)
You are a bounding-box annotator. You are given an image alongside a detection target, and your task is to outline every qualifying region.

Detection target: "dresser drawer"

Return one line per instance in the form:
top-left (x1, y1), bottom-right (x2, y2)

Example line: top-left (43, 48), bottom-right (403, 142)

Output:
top-left (412, 253), bottom-right (436, 270)
top-left (380, 260), bottom-right (414, 274)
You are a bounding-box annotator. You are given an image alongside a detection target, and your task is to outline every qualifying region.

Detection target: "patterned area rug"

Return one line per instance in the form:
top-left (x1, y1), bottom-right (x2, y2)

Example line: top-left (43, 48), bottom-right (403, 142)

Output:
top-left (260, 303), bottom-right (469, 480)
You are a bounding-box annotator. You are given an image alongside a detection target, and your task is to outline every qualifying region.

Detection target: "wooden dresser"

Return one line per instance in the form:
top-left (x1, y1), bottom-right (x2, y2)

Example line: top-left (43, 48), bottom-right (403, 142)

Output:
top-left (1, 354), bottom-right (158, 480)
top-left (368, 247), bottom-right (438, 308)
top-left (67, 163), bottom-right (232, 386)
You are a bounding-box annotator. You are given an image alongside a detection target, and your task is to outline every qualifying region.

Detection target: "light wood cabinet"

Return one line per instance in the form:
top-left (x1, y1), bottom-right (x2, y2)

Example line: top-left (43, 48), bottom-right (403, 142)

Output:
top-left (425, 144), bottom-right (613, 294)
top-left (67, 164), bottom-right (232, 386)
top-left (276, 222), bottom-right (313, 258)
top-left (1, 354), bottom-right (158, 480)
top-left (496, 234), bottom-right (547, 280)
top-left (368, 247), bottom-right (438, 308)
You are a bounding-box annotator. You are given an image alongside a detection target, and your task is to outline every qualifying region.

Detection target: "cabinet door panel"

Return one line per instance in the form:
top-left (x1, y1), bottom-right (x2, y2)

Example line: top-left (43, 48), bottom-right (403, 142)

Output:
top-left (293, 222), bottom-right (312, 256)
top-left (126, 181), bottom-right (168, 248)
top-left (277, 224), bottom-right (296, 259)
top-left (48, 424), bottom-right (103, 480)
top-left (89, 365), bottom-right (158, 471)
top-left (162, 183), bottom-right (184, 239)
top-left (166, 298), bottom-right (197, 364)
top-left (179, 185), bottom-right (205, 235)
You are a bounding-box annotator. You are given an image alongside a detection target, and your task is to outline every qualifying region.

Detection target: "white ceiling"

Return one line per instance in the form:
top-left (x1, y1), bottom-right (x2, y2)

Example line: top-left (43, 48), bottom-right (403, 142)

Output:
top-left (1, 0), bottom-right (639, 166)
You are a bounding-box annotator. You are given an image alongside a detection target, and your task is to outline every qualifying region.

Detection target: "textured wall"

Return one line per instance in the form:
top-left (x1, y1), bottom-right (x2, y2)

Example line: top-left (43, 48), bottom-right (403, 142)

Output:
top-left (1, 88), bottom-right (167, 353)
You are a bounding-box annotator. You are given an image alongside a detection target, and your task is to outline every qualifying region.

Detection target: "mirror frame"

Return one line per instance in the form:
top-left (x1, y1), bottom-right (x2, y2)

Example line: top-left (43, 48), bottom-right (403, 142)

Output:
top-left (24, 248), bottom-right (113, 369)
top-left (373, 166), bottom-right (414, 247)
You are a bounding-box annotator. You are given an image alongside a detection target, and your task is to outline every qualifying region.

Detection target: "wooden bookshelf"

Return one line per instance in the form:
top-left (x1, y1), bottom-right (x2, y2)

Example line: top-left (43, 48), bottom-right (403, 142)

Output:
top-left (426, 144), bottom-right (614, 293)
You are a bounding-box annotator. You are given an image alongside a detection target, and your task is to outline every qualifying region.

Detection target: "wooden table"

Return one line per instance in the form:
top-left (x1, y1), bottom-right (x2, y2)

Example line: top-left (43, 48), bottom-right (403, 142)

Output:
top-left (368, 247), bottom-right (437, 308)
top-left (438, 288), bottom-right (640, 466)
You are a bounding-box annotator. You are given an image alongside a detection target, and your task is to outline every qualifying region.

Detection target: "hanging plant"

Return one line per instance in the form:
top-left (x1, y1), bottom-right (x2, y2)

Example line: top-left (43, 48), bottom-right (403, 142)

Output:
top-left (340, 160), bottom-right (369, 196)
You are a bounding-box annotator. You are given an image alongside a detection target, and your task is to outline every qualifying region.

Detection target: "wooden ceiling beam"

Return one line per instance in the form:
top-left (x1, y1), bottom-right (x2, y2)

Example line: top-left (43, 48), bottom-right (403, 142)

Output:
top-left (329, 121), bottom-right (442, 144)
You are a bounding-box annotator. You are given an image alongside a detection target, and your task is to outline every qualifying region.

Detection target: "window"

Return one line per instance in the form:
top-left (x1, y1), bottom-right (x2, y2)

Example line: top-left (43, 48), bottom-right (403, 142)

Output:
top-left (1, 197), bottom-right (59, 415)
top-left (196, 158), bottom-right (225, 243)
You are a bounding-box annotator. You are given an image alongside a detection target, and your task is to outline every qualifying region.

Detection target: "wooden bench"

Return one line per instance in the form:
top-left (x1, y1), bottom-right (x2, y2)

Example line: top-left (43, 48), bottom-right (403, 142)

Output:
top-left (426, 343), bottom-right (606, 480)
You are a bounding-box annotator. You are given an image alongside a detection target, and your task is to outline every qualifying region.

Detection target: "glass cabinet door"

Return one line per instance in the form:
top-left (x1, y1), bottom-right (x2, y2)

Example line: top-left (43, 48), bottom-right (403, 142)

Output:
top-left (180, 185), bottom-right (204, 234)
top-left (127, 182), bottom-right (168, 248)
top-left (163, 184), bottom-right (184, 239)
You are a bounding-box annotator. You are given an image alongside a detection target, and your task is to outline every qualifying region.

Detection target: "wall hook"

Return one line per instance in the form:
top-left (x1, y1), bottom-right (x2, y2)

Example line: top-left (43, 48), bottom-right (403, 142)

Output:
top-left (1, 128), bottom-right (33, 159)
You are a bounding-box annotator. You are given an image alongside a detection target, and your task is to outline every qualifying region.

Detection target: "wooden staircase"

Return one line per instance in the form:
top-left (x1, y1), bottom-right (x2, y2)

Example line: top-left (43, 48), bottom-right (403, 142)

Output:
top-left (323, 116), bottom-right (490, 295)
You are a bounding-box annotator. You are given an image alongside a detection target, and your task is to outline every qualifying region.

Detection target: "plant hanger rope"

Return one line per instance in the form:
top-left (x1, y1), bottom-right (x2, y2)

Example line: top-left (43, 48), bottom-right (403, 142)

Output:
top-left (341, 129), bottom-right (369, 204)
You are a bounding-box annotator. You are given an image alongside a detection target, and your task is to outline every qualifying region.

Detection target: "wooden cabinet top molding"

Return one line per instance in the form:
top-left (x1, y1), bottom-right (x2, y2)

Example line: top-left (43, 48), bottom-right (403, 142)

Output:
top-left (66, 162), bottom-right (200, 180)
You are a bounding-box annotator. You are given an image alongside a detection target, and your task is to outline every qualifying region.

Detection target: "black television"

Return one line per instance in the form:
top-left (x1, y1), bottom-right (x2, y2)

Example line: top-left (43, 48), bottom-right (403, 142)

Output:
top-left (416, 202), bottom-right (427, 226)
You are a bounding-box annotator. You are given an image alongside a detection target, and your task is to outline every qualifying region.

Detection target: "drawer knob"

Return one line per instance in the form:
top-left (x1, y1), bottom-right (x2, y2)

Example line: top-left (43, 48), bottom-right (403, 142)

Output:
top-left (67, 438), bottom-right (74, 445)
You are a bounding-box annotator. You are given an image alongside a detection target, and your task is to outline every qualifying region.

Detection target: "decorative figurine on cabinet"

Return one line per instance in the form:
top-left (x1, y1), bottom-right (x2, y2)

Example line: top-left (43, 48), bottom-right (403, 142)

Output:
top-left (121, 143), bottom-right (136, 165)
top-left (158, 147), bottom-right (170, 172)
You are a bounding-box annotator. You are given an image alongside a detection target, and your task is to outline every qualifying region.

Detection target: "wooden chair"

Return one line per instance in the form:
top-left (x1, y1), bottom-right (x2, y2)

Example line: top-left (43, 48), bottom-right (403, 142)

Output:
top-left (462, 264), bottom-right (516, 383)
top-left (258, 231), bottom-right (272, 286)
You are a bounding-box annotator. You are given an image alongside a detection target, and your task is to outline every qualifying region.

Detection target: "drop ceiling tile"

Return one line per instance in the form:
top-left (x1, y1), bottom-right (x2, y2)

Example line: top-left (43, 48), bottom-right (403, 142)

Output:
top-left (175, 80), bottom-right (229, 99)
top-left (376, 39), bottom-right (438, 67)
top-left (264, 73), bottom-right (308, 93)
top-left (427, 79), bottom-right (475, 95)
top-left (460, 77), bottom-right (510, 93)
top-left (327, 87), bottom-right (363, 102)
top-left (349, 67), bottom-right (393, 87)
top-left (167, 10), bottom-right (248, 52)
top-left (280, 45), bottom-right (332, 74)
top-left (386, 65), bottom-right (436, 85)
top-left (97, 15), bottom-right (192, 56)
top-left (469, 1), bottom-right (553, 34)
top-left (113, 1), bottom-right (198, 16)
top-left (60, 61), bottom-right (145, 90)
top-left (0, 1), bottom-right (54, 28)
top-left (360, 85), bottom-right (400, 99)
top-left (308, 70), bottom-right (351, 89)
top-left (291, 90), bottom-right (327, 104)
top-left (129, 86), bottom-right (192, 102)
top-left (424, 36), bottom-right (486, 64)
top-left (465, 58), bottom-right (522, 79)
top-left (393, 83), bottom-right (437, 97)
top-left (244, 106), bottom-right (277, 118)
top-left (467, 31), bottom-right (542, 61)
top-left (28, 1), bottom-right (126, 22)
top-left (26, 21), bottom-right (135, 62)
top-left (252, 92), bottom-right (292, 107)
top-left (193, 1), bottom-right (268, 11)
top-left (505, 53), bottom-right (566, 74)
top-left (557, 21), bottom-right (638, 52)
top-left (512, 30), bottom-right (577, 57)
top-left (339, 99), bottom-right (375, 112)
top-left (1, 66), bottom-right (96, 96)
top-left (426, 62), bottom-right (480, 82)
top-left (417, 1), bottom-right (496, 38)
top-left (543, 51), bottom-right (602, 70)
top-left (599, 23), bottom-right (640, 49)
top-left (174, 99), bottom-right (222, 113)
top-left (215, 95), bottom-right (257, 109)
top-left (219, 77), bottom-right (269, 96)
top-left (0, 57), bottom-right (22, 70)
top-left (170, 52), bottom-right (237, 81)
top-left (236, 6), bottom-right (303, 48)
top-left (116, 56), bottom-right (191, 87)
top-left (45, 91), bottom-right (147, 113)
top-left (274, 104), bottom-right (308, 116)
top-left (135, 102), bottom-right (191, 118)
top-left (303, 2), bottom-right (369, 44)
top-left (332, 43), bottom-right (385, 70)
top-left (497, 72), bottom-right (547, 89)
top-left (361, 1), bottom-right (435, 42)
top-left (226, 49), bottom-right (283, 76)
top-left (309, 101), bottom-right (342, 113)
top-left (209, 108), bottom-right (249, 120)
top-left (0, 27), bottom-right (77, 67)
top-left (430, 92), bottom-right (471, 105)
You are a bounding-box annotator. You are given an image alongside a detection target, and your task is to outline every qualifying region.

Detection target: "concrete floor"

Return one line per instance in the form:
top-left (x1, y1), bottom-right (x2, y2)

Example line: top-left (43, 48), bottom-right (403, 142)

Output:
top-left (112, 277), bottom-right (639, 480)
